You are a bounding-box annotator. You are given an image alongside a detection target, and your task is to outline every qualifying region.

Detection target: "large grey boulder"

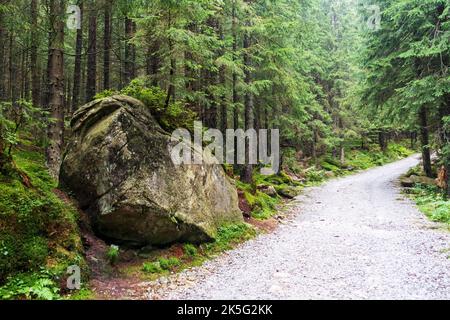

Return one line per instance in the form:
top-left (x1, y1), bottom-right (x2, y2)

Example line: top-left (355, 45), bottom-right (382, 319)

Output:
top-left (60, 95), bottom-right (242, 246)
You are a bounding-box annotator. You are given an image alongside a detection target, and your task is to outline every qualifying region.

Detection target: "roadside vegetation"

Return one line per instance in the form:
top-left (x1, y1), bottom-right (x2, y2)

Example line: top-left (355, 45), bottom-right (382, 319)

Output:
top-left (407, 184), bottom-right (450, 228)
top-left (0, 141), bottom-right (86, 300)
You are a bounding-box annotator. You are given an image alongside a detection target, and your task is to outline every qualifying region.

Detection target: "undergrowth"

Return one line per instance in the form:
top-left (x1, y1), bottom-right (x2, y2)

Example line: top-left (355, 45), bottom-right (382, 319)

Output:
top-left (0, 142), bottom-right (85, 300)
top-left (138, 223), bottom-right (256, 278)
top-left (408, 184), bottom-right (450, 227)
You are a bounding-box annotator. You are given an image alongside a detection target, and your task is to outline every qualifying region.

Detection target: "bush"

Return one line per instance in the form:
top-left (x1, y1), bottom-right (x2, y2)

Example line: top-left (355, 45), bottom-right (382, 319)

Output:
top-left (95, 77), bottom-right (197, 132)
top-left (183, 244), bottom-right (198, 257)
top-left (0, 147), bottom-right (84, 293)
top-left (106, 245), bottom-right (120, 265)
top-left (142, 262), bottom-right (161, 274)
top-left (205, 223), bottom-right (256, 253)
top-left (158, 257), bottom-right (181, 271)
top-left (0, 271), bottom-right (60, 300)
top-left (410, 185), bottom-right (450, 225)
top-left (305, 168), bottom-right (326, 182)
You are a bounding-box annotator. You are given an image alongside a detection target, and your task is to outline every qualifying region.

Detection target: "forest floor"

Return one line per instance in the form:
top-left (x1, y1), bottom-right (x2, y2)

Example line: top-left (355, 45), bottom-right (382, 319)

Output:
top-left (85, 155), bottom-right (450, 300)
top-left (141, 155), bottom-right (450, 300)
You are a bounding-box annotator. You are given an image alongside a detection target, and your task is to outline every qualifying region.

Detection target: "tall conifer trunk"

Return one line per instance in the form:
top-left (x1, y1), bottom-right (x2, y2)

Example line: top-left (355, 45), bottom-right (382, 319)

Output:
top-left (46, 0), bottom-right (65, 179)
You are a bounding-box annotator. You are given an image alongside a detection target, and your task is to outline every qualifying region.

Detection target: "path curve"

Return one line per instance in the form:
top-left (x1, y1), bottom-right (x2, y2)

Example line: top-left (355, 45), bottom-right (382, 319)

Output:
top-left (147, 156), bottom-right (450, 300)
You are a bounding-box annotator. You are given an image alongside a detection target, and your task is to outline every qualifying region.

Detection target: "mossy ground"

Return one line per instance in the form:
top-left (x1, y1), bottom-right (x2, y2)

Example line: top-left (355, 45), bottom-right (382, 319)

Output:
top-left (406, 184), bottom-right (450, 229)
top-left (120, 223), bottom-right (256, 282)
top-left (0, 142), bottom-right (85, 300)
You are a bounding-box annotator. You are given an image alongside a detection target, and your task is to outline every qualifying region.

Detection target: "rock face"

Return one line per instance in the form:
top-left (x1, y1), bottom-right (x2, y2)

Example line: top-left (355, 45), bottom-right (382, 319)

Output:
top-left (60, 95), bottom-right (242, 246)
top-left (401, 175), bottom-right (437, 188)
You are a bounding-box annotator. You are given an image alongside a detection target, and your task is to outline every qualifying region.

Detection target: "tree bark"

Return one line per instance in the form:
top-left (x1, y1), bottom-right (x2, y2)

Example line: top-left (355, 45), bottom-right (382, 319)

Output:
top-left (440, 95), bottom-right (450, 197)
top-left (9, 31), bottom-right (18, 105)
top-left (232, 0), bottom-right (240, 172)
top-left (103, 0), bottom-right (111, 90)
top-left (0, 1), bottom-right (5, 101)
top-left (86, 4), bottom-right (97, 102)
top-left (378, 130), bottom-right (387, 152)
top-left (71, 1), bottom-right (83, 112)
top-left (219, 24), bottom-right (227, 135)
top-left (46, 0), bottom-right (65, 180)
top-left (146, 38), bottom-right (160, 86)
top-left (30, 0), bottom-right (40, 107)
top-left (419, 105), bottom-right (433, 178)
top-left (242, 18), bottom-right (254, 184)
top-left (124, 16), bottom-right (136, 85)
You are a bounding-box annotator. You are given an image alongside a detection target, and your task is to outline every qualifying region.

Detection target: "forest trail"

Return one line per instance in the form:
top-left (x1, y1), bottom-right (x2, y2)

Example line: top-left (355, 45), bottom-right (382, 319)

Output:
top-left (144, 155), bottom-right (450, 300)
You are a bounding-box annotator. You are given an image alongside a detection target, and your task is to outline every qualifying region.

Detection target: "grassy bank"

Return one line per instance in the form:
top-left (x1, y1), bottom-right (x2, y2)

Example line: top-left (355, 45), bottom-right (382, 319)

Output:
top-left (129, 223), bottom-right (257, 281)
top-left (407, 184), bottom-right (450, 228)
top-left (0, 146), bottom-right (85, 300)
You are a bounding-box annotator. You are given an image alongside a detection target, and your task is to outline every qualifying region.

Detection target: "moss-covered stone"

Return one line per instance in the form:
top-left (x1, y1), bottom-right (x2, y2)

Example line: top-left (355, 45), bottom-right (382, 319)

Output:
top-left (60, 95), bottom-right (242, 246)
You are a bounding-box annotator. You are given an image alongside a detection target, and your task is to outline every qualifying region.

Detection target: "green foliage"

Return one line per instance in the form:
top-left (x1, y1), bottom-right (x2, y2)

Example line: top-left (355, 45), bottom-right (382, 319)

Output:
top-left (251, 191), bottom-right (279, 220)
top-left (0, 100), bottom-right (48, 159)
top-left (204, 223), bottom-right (256, 253)
top-left (158, 257), bottom-right (181, 271)
top-left (66, 288), bottom-right (95, 301)
top-left (142, 262), bottom-right (162, 274)
top-left (106, 245), bottom-right (120, 266)
top-left (139, 223), bottom-right (256, 278)
top-left (142, 257), bottom-right (181, 274)
top-left (96, 78), bottom-right (197, 131)
top-left (183, 243), bottom-right (198, 257)
top-left (0, 146), bottom-right (84, 297)
top-left (305, 168), bottom-right (327, 183)
top-left (0, 271), bottom-right (61, 300)
top-left (346, 143), bottom-right (414, 171)
top-left (409, 185), bottom-right (450, 225)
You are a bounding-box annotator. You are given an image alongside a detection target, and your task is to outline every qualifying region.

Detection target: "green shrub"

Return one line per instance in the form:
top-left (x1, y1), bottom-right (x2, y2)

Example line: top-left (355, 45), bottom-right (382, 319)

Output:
top-left (305, 168), bottom-right (326, 182)
top-left (183, 244), bottom-right (198, 257)
top-left (410, 185), bottom-right (450, 225)
top-left (205, 223), bottom-right (256, 253)
top-left (106, 245), bottom-right (120, 265)
top-left (158, 257), bottom-right (181, 271)
top-left (95, 77), bottom-right (197, 132)
top-left (0, 271), bottom-right (60, 300)
top-left (142, 262), bottom-right (161, 274)
top-left (0, 146), bottom-right (84, 295)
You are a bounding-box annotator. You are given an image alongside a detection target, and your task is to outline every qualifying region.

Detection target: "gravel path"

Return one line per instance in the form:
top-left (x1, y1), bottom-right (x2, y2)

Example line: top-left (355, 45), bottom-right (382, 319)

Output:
top-left (147, 155), bottom-right (450, 300)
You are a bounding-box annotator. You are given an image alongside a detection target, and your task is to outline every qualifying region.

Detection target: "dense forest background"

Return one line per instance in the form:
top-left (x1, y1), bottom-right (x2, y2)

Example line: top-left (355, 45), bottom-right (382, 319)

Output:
top-left (0, 0), bottom-right (449, 300)
top-left (0, 0), bottom-right (448, 190)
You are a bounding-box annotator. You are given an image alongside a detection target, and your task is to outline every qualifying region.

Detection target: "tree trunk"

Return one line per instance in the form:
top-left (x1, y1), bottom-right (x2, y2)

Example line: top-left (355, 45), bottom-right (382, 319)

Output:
top-left (440, 95), bottom-right (450, 197)
top-left (0, 1), bottom-right (5, 101)
top-left (219, 25), bottom-right (228, 134)
top-left (232, 0), bottom-right (240, 172)
top-left (86, 5), bottom-right (97, 102)
top-left (30, 0), bottom-right (40, 107)
top-left (131, 21), bottom-right (137, 78)
top-left (46, 0), bottom-right (65, 180)
top-left (9, 32), bottom-right (18, 105)
top-left (71, 1), bottom-right (83, 112)
top-left (242, 21), bottom-right (253, 184)
top-left (378, 130), bottom-right (387, 152)
top-left (164, 55), bottom-right (176, 109)
top-left (146, 38), bottom-right (160, 86)
top-left (124, 16), bottom-right (135, 85)
top-left (103, 1), bottom-right (111, 90)
top-left (419, 105), bottom-right (433, 178)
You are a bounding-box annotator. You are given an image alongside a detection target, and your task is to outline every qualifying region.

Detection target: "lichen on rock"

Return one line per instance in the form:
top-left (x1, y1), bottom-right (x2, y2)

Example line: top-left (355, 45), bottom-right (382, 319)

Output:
top-left (60, 95), bottom-right (242, 246)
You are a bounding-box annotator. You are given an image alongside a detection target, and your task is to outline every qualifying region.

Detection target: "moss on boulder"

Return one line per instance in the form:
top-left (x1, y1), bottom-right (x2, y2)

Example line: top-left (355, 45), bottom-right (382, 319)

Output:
top-left (60, 95), bottom-right (242, 246)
